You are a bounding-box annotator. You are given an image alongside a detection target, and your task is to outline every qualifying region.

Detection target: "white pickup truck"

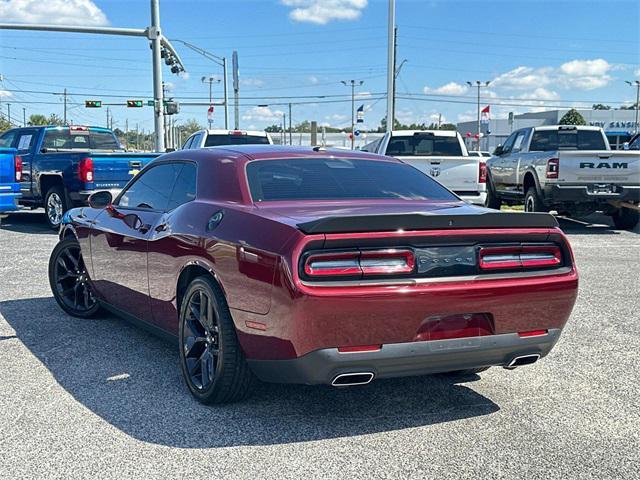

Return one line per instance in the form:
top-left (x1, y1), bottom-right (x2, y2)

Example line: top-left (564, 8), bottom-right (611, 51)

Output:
top-left (486, 125), bottom-right (640, 229)
top-left (181, 129), bottom-right (273, 149)
top-left (362, 130), bottom-right (486, 205)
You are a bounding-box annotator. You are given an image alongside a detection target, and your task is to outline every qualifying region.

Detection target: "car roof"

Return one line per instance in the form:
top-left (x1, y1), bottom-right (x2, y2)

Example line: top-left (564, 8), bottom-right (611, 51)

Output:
top-left (390, 129), bottom-right (458, 137)
top-left (203, 144), bottom-right (401, 162)
top-left (200, 129), bottom-right (269, 136)
top-left (534, 125), bottom-right (602, 131)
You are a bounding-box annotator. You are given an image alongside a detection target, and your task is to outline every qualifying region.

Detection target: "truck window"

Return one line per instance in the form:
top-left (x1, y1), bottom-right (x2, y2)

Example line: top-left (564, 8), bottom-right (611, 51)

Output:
top-left (385, 133), bottom-right (463, 156)
top-left (42, 129), bottom-right (121, 151)
top-left (529, 130), bottom-right (607, 151)
top-left (204, 134), bottom-right (270, 147)
top-left (0, 130), bottom-right (17, 148)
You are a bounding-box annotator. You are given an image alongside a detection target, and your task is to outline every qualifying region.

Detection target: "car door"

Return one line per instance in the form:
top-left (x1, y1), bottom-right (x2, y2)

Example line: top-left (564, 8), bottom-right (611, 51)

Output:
top-left (89, 162), bottom-right (183, 323)
top-left (503, 130), bottom-right (527, 193)
top-left (491, 132), bottom-right (517, 192)
top-left (13, 128), bottom-right (39, 196)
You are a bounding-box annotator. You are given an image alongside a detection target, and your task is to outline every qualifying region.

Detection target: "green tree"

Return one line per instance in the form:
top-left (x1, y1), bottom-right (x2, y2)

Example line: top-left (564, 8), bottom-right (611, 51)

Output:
top-left (47, 114), bottom-right (65, 126)
top-left (559, 108), bottom-right (587, 126)
top-left (265, 124), bottom-right (282, 133)
top-left (178, 119), bottom-right (204, 139)
top-left (0, 116), bottom-right (12, 133)
top-left (439, 123), bottom-right (458, 131)
top-left (619, 102), bottom-right (639, 110)
top-left (592, 104), bottom-right (611, 110)
top-left (28, 114), bottom-right (48, 126)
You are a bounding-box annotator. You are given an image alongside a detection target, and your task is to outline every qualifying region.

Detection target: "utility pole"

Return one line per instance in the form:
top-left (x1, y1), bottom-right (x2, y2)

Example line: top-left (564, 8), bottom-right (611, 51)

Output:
top-left (386, 0), bottom-right (396, 133)
top-left (288, 103), bottom-right (292, 145)
top-left (625, 80), bottom-right (640, 134)
top-left (282, 113), bottom-right (286, 145)
top-left (466, 80), bottom-right (491, 151)
top-left (23, 107), bottom-right (26, 127)
top-left (232, 50), bottom-right (239, 129)
top-left (202, 76), bottom-right (220, 129)
top-left (438, 113), bottom-right (442, 129)
top-left (136, 123), bottom-right (139, 150)
top-left (63, 88), bottom-right (67, 125)
top-left (7, 104), bottom-right (10, 125)
top-left (341, 79), bottom-right (364, 149)
top-left (106, 107), bottom-right (110, 129)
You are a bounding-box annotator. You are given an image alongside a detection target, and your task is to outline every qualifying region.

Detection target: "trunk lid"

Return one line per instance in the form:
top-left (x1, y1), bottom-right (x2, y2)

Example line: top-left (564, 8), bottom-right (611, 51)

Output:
top-left (395, 155), bottom-right (480, 193)
top-left (89, 152), bottom-right (160, 189)
top-left (555, 150), bottom-right (640, 185)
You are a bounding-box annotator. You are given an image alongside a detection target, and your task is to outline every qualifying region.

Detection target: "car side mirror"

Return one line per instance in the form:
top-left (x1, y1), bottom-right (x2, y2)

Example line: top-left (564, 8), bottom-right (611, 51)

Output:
top-left (493, 145), bottom-right (504, 156)
top-left (622, 142), bottom-right (630, 150)
top-left (88, 190), bottom-right (112, 209)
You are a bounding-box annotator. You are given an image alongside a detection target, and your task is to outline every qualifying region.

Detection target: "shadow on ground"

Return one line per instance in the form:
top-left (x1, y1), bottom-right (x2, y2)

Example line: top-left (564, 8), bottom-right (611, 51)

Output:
top-left (0, 211), bottom-right (54, 235)
top-left (1, 297), bottom-right (499, 448)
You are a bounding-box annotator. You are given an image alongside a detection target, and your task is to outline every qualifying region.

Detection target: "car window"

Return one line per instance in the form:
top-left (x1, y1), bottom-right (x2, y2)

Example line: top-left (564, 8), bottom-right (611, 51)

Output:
top-left (190, 133), bottom-right (203, 149)
top-left (247, 158), bottom-right (458, 202)
top-left (182, 136), bottom-right (194, 150)
top-left (15, 130), bottom-right (38, 152)
top-left (42, 128), bottom-right (121, 150)
top-left (0, 130), bottom-right (18, 148)
top-left (203, 134), bottom-right (270, 147)
top-left (530, 129), bottom-right (607, 151)
top-left (167, 163), bottom-right (197, 210)
top-left (385, 134), bottom-right (463, 156)
top-left (117, 163), bottom-right (183, 210)
top-left (512, 132), bottom-right (526, 152)
top-left (501, 132), bottom-right (518, 154)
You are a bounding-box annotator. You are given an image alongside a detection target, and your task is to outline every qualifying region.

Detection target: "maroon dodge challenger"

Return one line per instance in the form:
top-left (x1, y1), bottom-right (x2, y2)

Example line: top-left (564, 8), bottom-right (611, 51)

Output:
top-left (49, 146), bottom-right (578, 404)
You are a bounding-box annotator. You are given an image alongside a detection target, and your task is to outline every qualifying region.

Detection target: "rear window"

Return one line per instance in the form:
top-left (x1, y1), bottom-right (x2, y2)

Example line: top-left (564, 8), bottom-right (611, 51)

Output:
top-left (529, 129), bottom-right (606, 151)
top-left (385, 133), bottom-right (463, 156)
top-left (247, 158), bottom-right (458, 202)
top-left (42, 129), bottom-right (121, 151)
top-left (204, 134), bottom-right (270, 147)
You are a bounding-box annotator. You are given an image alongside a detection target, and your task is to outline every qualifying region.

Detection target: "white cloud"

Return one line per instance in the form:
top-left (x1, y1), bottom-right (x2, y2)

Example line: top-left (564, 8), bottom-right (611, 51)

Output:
top-left (0, 0), bottom-right (108, 26)
top-left (424, 82), bottom-right (468, 96)
top-left (281, 0), bottom-right (367, 25)
top-left (240, 78), bottom-right (265, 88)
top-left (355, 91), bottom-right (371, 99)
top-left (324, 113), bottom-right (348, 123)
top-left (0, 90), bottom-right (12, 98)
top-left (457, 111), bottom-right (475, 123)
top-left (242, 106), bottom-right (284, 122)
top-left (427, 113), bottom-right (446, 124)
top-left (519, 87), bottom-right (560, 101)
top-left (492, 59), bottom-right (613, 92)
top-left (634, 68), bottom-right (640, 77)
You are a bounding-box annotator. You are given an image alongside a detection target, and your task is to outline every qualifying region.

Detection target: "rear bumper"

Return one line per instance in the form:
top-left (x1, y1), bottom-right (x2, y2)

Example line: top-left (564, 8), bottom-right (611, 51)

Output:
top-left (456, 191), bottom-right (487, 205)
top-left (248, 329), bottom-right (561, 385)
top-left (0, 183), bottom-right (21, 212)
top-left (543, 184), bottom-right (640, 204)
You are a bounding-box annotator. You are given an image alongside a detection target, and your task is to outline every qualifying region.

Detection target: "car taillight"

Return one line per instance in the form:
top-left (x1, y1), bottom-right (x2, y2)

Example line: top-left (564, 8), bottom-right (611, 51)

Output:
top-left (479, 161), bottom-right (487, 183)
top-left (546, 157), bottom-right (559, 179)
top-left (230, 130), bottom-right (247, 136)
top-left (78, 157), bottom-right (94, 183)
top-left (479, 245), bottom-right (562, 270)
top-left (304, 249), bottom-right (415, 278)
top-left (14, 155), bottom-right (22, 182)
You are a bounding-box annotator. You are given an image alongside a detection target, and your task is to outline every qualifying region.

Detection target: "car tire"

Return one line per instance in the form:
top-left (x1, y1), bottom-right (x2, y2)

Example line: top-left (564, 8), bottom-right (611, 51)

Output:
top-left (611, 207), bottom-right (639, 230)
top-left (48, 237), bottom-right (101, 318)
top-left (44, 185), bottom-right (68, 229)
top-left (178, 276), bottom-right (254, 404)
top-left (524, 187), bottom-right (547, 213)
top-left (484, 178), bottom-right (502, 210)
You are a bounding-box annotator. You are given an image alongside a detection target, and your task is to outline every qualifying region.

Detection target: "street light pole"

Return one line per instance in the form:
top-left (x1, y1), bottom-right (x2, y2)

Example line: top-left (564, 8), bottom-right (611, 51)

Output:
top-left (150, 0), bottom-right (165, 151)
top-left (342, 79), bottom-right (364, 149)
top-left (625, 80), bottom-right (640, 134)
top-left (466, 80), bottom-right (491, 151)
top-left (386, 0), bottom-right (395, 133)
top-left (201, 76), bottom-right (220, 129)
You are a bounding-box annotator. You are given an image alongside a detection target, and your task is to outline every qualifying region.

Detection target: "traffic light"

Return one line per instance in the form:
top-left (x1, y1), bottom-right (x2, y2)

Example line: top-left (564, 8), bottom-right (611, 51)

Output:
top-left (85, 100), bottom-right (102, 108)
top-left (127, 100), bottom-right (144, 108)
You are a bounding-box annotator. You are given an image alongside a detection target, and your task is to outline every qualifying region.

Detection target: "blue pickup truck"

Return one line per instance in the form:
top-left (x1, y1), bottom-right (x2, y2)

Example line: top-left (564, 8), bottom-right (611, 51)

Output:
top-left (0, 125), bottom-right (160, 228)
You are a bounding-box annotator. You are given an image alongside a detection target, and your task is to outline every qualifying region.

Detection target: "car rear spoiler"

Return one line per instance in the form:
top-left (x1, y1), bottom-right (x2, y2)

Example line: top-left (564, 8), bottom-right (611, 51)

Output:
top-left (296, 211), bottom-right (558, 234)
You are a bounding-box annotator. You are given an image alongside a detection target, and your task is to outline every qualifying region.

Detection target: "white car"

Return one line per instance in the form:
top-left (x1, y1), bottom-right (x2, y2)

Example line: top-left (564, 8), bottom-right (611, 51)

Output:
top-left (362, 130), bottom-right (487, 205)
top-left (468, 151), bottom-right (492, 158)
top-left (181, 129), bottom-right (273, 149)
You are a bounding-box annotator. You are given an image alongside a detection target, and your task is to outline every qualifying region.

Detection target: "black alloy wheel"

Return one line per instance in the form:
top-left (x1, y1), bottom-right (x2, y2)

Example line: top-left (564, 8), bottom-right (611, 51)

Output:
top-left (48, 237), bottom-right (100, 318)
top-left (178, 276), bottom-right (253, 404)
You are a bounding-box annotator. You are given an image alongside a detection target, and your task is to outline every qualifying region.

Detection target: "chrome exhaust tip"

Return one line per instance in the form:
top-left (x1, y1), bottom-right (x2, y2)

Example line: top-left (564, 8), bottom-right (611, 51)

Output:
top-left (331, 372), bottom-right (374, 387)
top-left (505, 354), bottom-right (541, 369)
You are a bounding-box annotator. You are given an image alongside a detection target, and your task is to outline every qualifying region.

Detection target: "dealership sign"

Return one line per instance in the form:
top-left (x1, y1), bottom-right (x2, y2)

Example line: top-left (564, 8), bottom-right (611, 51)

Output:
top-left (590, 121), bottom-right (639, 130)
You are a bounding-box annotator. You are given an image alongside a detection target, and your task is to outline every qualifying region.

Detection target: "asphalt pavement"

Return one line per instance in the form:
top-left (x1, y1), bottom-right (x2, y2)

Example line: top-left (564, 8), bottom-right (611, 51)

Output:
top-left (0, 210), bottom-right (638, 479)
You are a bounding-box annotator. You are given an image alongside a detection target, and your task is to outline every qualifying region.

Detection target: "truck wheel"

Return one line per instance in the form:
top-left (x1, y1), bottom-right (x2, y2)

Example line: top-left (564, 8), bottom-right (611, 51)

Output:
top-left (611, 207), bottom-right (639, 230)
top-left (484, 180), bottom-right (502, 210)
top-left (524, 187), bottom-right (547, 213)
top-left (44, 186), bottom-right (68, 229)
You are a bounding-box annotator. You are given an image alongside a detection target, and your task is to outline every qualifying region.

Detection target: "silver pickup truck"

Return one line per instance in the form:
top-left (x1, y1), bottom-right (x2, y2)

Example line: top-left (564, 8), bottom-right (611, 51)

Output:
top-left (486, 125), bottom-right (640, 229)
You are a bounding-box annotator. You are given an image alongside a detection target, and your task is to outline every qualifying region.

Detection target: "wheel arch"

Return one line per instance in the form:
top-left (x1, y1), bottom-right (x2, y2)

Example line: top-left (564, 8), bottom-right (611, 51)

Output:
top-left (39, 174), bottom-right (65, 199)
top-left (522, 169), bottom-right (542, 197)
top-left (176, 260), bottom-right (228, 314)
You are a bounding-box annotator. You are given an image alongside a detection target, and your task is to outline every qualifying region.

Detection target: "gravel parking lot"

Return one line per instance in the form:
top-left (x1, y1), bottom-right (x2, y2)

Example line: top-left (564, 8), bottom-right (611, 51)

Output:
top-left (0, 210), bottom-right (638, 480)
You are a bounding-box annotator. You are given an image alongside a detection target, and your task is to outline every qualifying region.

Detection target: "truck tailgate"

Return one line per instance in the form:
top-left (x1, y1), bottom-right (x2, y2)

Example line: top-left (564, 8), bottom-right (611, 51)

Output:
top-left (556, 151), bottom-right (640, 185)
top-left (396, 155), bottom-right (480, 193)
top-left (90, 153), bottom-right (159, 189)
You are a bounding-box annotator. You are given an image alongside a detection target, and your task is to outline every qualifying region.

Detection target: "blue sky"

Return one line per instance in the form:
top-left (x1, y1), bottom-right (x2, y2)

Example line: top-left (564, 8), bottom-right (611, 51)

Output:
top-left (0, 0), bottom-right (638, 133)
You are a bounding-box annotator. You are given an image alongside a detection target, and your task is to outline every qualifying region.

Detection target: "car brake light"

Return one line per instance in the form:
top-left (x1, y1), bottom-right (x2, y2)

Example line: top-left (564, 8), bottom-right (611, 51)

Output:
top-left (304, 249), bottom-right (415, 278)
top-left (78, 157), bottom-right (94, 183)
top-left (546, 158), bottom-right (559, 179)
top-left (479, 161), bottom-right (487, 183)
top-left (479, 245), bottom-right (562, 270)
top-left (338, 344), bottom-right (382, 353)
top-left (230, 130), bottom-right (247, 136)
top-left (304, 252), bottom-right (361, 277)
top-left (518, 329), bottom-right (548, 338)
top-left (14, 155), bottom-right (22, 182)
